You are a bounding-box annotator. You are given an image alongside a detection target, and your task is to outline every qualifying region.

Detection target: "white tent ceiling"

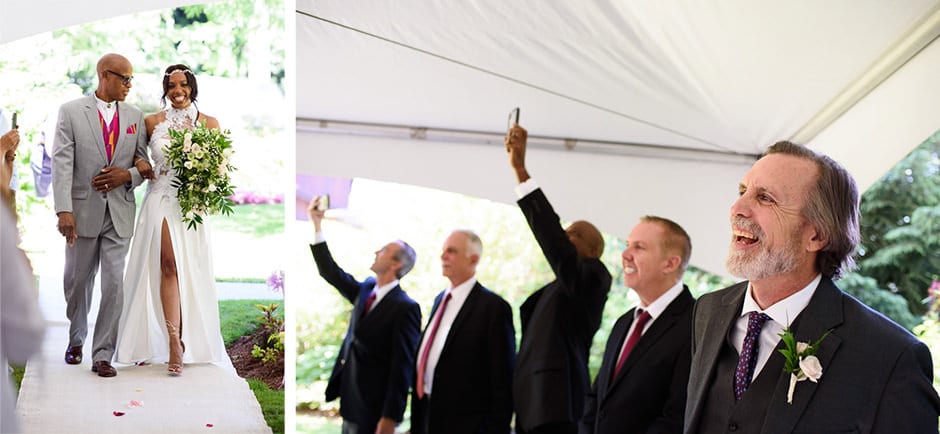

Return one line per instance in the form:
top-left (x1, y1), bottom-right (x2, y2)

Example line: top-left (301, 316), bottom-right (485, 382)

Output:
top-left (296, 0), bottom-right (940, 276)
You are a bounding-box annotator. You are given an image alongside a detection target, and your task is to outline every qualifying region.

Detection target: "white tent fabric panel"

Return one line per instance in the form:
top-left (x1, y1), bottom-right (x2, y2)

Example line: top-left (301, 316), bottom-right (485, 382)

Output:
top-left (812, 36), bottom-right (940, 189)
top-left (298, 0), bottom-right (936, 152)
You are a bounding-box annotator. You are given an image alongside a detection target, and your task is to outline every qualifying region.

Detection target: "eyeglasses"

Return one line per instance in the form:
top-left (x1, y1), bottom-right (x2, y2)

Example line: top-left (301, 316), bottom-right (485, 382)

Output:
top-left (106, 70), bottom-right (134, 86)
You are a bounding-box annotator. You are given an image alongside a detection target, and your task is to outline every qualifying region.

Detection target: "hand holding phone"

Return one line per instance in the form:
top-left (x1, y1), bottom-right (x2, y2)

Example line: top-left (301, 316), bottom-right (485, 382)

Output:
top-left (11, 112), bottom-right (18, 129)
top-left (315, 195), bottom-right (330, 211)
top-left (506, 107), bottom-right (520, 132)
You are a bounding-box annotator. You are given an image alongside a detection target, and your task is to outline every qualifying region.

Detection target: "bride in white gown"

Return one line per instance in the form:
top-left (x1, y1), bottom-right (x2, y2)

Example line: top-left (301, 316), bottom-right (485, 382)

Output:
top-left (115, 64), bottom-right (225, 374)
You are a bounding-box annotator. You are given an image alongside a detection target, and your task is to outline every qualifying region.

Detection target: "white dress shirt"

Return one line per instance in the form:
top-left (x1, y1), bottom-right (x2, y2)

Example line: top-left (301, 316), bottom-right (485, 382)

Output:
top-left (417, 276), bottom-right (477, 396)
top-left (732, 274), bottom-right (821, 381)
top-left (95, 95), bottom-right (117, 120)
top-left (616, 280), bottom-right (685, 361)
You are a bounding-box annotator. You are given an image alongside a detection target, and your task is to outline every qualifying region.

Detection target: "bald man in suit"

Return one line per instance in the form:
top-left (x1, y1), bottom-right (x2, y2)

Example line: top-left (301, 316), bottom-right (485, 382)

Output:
top-left (505, 123), bottom-right (612, 434)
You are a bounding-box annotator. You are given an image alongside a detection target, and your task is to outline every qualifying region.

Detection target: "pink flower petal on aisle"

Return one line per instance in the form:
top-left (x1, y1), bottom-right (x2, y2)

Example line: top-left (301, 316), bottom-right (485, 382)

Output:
top-left (113, 411), bottom-right (125, 417)
top-left (128, 400), bottom-right (144, 408)
top-left (206, 423), bottom-right (214, 427)
top-left (135, 361), bottom-right (147, 366)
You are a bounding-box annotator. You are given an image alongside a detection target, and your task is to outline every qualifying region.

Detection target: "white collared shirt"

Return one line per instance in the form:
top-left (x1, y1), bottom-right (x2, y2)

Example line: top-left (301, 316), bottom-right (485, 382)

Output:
top-left (616, 280), bottom-right (685, 361)
top-left (417, 276), bottom-right (477, 396)
top-left (369, 278), bottom-right (399, 310)
top-left (95, 95), bottom-right (117, 120)
top-left (732, 274), bottom-right (822, 381)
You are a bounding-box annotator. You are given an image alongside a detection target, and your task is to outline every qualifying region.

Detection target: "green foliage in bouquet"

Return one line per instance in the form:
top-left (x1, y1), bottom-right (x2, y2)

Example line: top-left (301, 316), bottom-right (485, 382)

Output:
top-left (164, 120), bottom-right (237, 229)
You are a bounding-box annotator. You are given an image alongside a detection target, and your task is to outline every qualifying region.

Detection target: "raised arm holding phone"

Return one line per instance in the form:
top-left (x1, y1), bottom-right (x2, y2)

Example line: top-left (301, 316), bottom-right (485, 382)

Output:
top-left (505, 117), bottom-right (613, 434)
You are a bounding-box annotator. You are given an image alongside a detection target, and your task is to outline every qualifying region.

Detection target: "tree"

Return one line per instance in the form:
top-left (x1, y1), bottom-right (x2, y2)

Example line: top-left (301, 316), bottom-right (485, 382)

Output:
top-left (857, 131), bottom-right (940, 314)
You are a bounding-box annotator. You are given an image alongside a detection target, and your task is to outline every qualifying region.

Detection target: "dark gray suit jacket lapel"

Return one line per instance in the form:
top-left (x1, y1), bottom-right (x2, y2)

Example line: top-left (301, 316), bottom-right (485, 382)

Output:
top-left (761, 278), bottom-right (844, 434)
top-left (686, 281), bottom-right (746, 429)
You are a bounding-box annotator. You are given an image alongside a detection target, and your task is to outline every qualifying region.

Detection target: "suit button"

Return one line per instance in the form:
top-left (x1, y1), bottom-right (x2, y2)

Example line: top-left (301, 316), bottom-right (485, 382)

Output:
top-left (728, 422), bottom-right (738, 431)
top-left (340, 358), bottom-right (346, 365)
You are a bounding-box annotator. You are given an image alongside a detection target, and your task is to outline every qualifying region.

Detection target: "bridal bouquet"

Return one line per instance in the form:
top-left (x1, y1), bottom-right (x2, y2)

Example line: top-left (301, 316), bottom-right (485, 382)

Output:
top-left (164, 121), bottom-right (237, 230)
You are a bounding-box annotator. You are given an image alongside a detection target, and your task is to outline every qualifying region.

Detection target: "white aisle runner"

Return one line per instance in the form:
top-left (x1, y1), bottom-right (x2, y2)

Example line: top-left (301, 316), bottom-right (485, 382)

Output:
top-left (15, 271), bottom-right (272, 433)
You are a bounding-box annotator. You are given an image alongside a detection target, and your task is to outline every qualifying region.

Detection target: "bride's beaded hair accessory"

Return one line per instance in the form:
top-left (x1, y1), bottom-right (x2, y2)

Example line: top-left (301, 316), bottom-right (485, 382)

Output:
top-left (165, 68), bottom-right (194, 76)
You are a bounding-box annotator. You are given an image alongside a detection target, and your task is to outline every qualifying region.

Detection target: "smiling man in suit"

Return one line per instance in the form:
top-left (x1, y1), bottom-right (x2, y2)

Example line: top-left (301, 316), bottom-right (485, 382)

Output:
top-left (581, 216), bottom-right (694, 434)
top-left (411, 229), bottom-right (516, 434)
top-left (52, 53), bottom-right (149, 377)
top-left (685, 141), bottom-right (940, 433)
top-left (308, 198), bottom-right (421, 434)
top-left (505, 123), bottom-right (612, 434)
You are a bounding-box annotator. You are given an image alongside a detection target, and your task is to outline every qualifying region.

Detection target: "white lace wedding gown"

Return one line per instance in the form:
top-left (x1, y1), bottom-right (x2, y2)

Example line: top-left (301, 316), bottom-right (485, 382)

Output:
top-left (115, 105), bottom-right (225, 365)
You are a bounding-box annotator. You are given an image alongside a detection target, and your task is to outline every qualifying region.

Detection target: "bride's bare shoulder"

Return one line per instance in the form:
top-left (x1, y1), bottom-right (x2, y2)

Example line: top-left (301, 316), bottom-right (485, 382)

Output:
top-left (144, 111), bottom-right (165, 136)
top-left (198, 113), bottom-right (220, 130)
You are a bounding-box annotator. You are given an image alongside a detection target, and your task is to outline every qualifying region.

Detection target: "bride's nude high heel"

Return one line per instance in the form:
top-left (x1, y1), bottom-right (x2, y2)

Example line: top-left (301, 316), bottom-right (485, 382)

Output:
top-left (166, 320), bottom-right (185, 376)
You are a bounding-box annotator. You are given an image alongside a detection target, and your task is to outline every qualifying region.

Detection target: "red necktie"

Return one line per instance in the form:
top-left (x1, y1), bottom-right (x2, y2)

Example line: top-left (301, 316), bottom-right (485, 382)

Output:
top-left (362, 292), bottom-right (377, 317)
top-left (416, 293), bottom-right (452, 399)
top-left (613, 309), bottom-right (652, 378)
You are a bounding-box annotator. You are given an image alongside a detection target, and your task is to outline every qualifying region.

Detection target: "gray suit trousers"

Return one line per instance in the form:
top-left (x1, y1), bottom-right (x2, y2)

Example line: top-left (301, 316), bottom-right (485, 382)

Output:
top-left (64, 206), bottom-right (129, 362)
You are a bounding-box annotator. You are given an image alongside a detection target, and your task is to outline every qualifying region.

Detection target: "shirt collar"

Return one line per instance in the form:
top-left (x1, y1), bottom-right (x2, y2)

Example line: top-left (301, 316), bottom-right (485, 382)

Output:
top-left (446, 276), bottom-right (477, 298)
top-left (640, 279), bottom-right (684, 320)
top-left (741, 273), bottom-right (821, 327)
top-left (372, 279), bottom-right (399, 299)
top-left (95, 95), bottom-right (117, 111)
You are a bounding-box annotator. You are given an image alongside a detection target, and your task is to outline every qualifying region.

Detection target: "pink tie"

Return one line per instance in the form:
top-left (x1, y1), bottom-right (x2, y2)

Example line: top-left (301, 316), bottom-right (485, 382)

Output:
top-left (613, 309), bottom-right (651, 378)
top-left (362, 292), bottom-right (377, 317)
top-left (416, 293), bottom-right (452, 399)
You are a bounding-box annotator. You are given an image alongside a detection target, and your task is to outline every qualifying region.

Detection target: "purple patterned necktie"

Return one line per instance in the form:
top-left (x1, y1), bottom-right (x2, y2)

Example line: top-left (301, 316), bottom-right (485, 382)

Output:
top-left (733, 311), bottom-right (771, 401)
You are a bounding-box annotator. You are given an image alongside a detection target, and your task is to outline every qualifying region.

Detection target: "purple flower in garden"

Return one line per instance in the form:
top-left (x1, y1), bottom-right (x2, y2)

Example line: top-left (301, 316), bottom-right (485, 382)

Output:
top-left (267, 270), bottom-right (285, 293)
top-left (228, 189), bottom-right (284, 205)
top-left (927, 280), bottom-right (940, 314)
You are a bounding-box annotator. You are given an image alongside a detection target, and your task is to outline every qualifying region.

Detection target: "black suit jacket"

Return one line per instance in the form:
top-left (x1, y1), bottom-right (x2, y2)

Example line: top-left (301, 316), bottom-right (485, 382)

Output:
top-left (581, 287), bottom-right (694, 434)
top-left (412, 282), bottom-right (516, 434)
top-left (310, 242), bottom-right (421, 428)
top-left (685, 277), bottom-right (940, 434)
top-left (513, 188), bottom-right (612, 431)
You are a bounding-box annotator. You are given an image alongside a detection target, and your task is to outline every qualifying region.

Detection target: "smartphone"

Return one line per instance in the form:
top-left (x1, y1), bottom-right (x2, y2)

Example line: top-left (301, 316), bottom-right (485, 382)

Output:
top-left (11, 112), bottom-right (17, 129)
top-left (507, 107), bottom-right (520, 132)
top-left (315, 194), bottom-right (330, 211)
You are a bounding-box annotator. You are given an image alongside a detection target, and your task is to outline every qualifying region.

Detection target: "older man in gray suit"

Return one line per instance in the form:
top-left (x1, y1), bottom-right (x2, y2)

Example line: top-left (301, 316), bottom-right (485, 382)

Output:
top-left (685, 141), bottom-right (940, 433)
top-left (53, 53), bottom-right (150, 377)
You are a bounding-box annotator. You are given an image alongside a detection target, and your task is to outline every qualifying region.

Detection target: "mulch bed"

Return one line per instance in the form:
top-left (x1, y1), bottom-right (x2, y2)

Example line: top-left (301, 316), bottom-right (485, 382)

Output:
top-left (227, 334), bottom-right (284, 390)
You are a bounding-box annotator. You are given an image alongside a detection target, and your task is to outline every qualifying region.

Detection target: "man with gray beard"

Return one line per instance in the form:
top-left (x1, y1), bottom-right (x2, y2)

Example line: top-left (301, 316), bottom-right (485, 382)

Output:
top-left (684, 141), bottom-right (939, 433)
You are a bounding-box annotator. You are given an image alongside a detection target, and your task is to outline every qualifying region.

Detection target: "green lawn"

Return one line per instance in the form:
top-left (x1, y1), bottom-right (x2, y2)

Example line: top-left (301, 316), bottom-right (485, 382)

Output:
top-left (218, 299), bottom-right (284, 433)
top-left (249, 379), bottom-right (285, 434)
top-left (219, 298), bottom-right (282, 345)
top-left (212, 203), bottom-right (284, 238)
top-left (296, 412), bottom-right (342, 434)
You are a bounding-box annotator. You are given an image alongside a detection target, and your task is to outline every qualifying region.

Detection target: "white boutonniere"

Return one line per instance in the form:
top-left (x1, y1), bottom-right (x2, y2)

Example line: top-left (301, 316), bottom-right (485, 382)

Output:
top-left (778, 327), bottom-right (831, 404)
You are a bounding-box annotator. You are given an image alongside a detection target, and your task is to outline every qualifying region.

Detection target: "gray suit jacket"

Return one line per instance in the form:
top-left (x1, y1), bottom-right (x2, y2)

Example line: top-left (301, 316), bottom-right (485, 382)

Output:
top-left (686, 278), bottom-right (940, 434)
top-left (52, 95), bottom-right (147, 238)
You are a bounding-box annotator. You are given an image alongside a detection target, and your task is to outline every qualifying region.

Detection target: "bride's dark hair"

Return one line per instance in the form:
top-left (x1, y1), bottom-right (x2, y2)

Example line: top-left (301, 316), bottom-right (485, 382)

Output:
top-left (160, 64), bottom-right (199, 107)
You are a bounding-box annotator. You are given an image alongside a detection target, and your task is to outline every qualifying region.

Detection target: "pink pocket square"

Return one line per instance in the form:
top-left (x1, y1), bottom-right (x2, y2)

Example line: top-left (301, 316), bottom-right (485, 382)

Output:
top-left (126, 124), bottom-right (137, 134)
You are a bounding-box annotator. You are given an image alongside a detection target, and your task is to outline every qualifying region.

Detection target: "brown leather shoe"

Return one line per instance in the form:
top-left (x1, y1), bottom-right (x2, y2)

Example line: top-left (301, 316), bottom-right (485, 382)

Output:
top-left (91, 360), bottom-right (117, 377)
top-left (64, 345), bottom-right (83, 365)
